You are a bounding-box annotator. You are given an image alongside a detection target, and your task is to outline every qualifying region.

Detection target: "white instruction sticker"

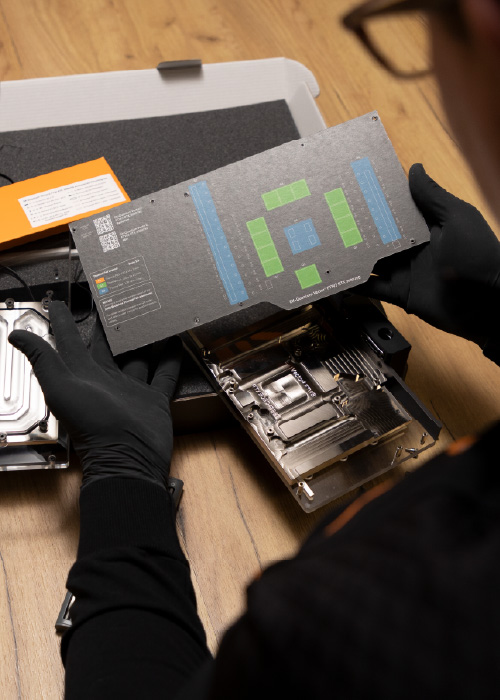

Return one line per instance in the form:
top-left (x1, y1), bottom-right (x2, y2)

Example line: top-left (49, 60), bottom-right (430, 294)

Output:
top-left (18, 174), bottom-right (126, 228)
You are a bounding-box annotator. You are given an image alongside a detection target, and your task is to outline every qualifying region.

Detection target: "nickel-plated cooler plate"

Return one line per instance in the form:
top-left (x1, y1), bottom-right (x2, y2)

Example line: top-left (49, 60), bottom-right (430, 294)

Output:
top-left (0, 301), bottom-right (65, 470)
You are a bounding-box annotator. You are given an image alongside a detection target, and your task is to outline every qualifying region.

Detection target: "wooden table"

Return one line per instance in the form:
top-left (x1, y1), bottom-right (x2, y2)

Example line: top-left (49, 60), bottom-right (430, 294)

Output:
top-left (1, 1), bottom-right (499, 696)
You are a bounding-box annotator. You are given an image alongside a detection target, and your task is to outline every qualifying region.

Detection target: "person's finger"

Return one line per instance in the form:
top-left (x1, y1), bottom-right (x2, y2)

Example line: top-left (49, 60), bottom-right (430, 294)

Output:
top-left (409, 163), bottom-right (462, 227)
top-left (355, 275), bottom-right (399, 304)
top-left (90, 317), bottom-right (116, 371)
top-left (48, 301), bottom-right (94, 374)
top-left (9, 329), bottom-right (73, 406)
top-left (151, 337), bottom-right (183, 399)
top-left (119, 351), bottom-right (149, 382)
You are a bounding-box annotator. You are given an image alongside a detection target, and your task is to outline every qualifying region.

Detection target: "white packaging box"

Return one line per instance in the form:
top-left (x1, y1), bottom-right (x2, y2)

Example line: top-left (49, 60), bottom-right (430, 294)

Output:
top-left (0, 58), bottom-right (326, 137)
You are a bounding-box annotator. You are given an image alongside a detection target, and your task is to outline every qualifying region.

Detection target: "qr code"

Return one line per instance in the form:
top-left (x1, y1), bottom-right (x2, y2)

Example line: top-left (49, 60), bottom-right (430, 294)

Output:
top-left (94, 214), bottom-right (114, 235)
top-left (99, 232), bottom-right (120, 252)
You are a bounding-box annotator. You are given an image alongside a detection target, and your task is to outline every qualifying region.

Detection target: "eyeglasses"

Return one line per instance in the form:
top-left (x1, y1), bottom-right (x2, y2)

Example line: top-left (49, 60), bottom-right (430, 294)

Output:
top-left (342, 0), bottom-right (459, 78)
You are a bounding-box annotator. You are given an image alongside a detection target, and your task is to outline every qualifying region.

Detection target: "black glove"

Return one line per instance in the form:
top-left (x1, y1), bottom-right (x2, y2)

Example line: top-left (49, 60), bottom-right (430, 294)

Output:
top-left (8, 301), bottom-right (182, 490)
top-left (357, 163), bottom-right (500, 356)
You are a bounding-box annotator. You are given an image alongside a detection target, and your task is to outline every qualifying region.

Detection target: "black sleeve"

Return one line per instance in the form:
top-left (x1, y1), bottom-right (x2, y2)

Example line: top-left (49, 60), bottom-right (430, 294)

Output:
top-left (203, 421), bottom-right (500, 699)
top-left (62, 478), bottom-right (212, 700)
top-left (482, 336), bottom-right (500, 367)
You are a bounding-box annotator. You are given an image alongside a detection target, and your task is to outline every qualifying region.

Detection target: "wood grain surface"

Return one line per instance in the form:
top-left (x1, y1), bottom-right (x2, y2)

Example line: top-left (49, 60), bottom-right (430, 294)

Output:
top-left (1, 1), bottom-right (500, 697)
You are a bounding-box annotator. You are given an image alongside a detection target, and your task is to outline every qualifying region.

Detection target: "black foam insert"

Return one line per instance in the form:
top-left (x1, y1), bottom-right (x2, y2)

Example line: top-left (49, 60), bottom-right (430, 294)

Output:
top-left (0, 101), bottom-right (299, 199)
top-left (0, 102), bottom-right (299, 292)
top-left (0, 101), bottom-right (300, 397)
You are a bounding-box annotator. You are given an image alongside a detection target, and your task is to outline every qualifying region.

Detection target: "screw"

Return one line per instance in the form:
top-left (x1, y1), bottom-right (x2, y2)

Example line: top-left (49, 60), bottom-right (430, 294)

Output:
top-left (405, 447), bottom-right (419, 459)
top-left (248, 413), bottom-right (254, 420)
top-left (39, 420), bottom-right (48, 433)
top-left (297, 481), bottom-right (315, 501)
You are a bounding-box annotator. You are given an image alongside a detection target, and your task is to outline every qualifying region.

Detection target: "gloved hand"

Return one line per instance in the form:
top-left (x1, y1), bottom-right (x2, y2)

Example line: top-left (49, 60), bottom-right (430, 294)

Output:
top-left (357, 163), bottom-right (500, 354)
top-left (8, 301), bottom-right (182, 490)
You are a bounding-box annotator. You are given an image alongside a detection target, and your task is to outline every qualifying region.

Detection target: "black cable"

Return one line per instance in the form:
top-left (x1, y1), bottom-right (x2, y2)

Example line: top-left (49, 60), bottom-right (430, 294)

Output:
top-left (73, 260), bottom-right (94, 323)
top-left (0, 172), bottom-right (14, 185)
top-left (0, 264), bottom-right (36, 301)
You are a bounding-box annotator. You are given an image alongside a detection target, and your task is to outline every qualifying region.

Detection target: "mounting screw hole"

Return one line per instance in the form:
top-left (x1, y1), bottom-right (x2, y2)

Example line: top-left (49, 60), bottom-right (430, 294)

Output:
top-left (378, 327), bottom-right (394, 341)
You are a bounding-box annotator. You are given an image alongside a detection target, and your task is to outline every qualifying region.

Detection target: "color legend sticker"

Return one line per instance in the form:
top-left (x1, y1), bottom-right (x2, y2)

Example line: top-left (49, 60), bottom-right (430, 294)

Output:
top-left (92, 256), bottom-right (151, 296)
top-left (95, 277), bottom-right (109, 295)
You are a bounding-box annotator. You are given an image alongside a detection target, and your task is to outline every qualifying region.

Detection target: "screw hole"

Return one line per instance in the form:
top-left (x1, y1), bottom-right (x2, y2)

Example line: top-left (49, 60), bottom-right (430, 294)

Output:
top-left (378, 327), bottom-right (394, 341)
top-left (410, 238), bottom-right (416, 244)
top-left (372, 115), bottom-right (379, 122)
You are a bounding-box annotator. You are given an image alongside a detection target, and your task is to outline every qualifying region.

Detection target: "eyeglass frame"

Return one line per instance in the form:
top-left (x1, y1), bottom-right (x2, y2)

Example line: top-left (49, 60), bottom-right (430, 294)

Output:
top-left (342, 0), bottom-right (459, 79)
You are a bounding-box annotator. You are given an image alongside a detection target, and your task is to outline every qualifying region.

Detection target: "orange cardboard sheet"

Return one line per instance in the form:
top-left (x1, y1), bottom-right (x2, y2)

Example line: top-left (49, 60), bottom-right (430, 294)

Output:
top-left (0, 157), bottom-right (129, 250)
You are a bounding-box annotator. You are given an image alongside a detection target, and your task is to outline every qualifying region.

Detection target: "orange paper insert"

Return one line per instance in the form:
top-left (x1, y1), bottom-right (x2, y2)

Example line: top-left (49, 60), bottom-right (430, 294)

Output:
top-left (0, 158), bottom-right (130, 250)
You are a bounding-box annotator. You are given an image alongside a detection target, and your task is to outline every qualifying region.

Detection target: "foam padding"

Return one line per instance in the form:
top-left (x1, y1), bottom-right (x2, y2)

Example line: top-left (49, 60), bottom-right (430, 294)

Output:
top-left (0, 101), bottom-right (300, 402)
